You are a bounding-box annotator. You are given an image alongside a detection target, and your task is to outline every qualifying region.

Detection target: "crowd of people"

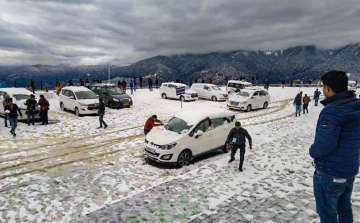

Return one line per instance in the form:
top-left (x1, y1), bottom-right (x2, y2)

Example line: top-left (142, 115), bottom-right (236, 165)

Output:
top-left (2, 94), bottom-right (49, 137)
top-left (293, 89), bottom-right (321, 117)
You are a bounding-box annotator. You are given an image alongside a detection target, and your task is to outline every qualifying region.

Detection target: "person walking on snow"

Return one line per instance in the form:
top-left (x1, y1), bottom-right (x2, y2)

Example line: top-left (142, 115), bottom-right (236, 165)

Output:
top-left (129, 80), bottom-right (135, 95)
top-left (25, 94), bottom-right (37, 126)
top-left (5, 98), bottom-right (22, 137)
top-left (309, 70), bottom-right (360, 223)
top-left (226, 121), bottom-right (252, 172)
top-left (98, 97), bottom-right (108, 129)
top-left (303, 94), bottom-right (311, 114)
top-left (144, 115), bottom-right (163, 135)
top-left (38, 95), bottom-right (49, 125)
top-left (314, 88), bottom-right (321, 106)
top-left (294, 91), bottom-right (303, 117)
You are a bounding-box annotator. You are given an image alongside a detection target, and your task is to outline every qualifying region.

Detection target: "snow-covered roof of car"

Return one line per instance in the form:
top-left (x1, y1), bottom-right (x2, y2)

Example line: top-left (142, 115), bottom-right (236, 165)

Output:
top-left (191, 83), bottom-right (217, 87)
top-left (174, 108), bottom-right (235, 125)
top-left (0, 88), bottom-right (34, 95)
top-left (227, 80), bottom-right (252, 85)
top-left (89, 83), bottom-right (115, 87)
top-left (62, 86), bottom-right (93, 92)
top-left (162, 82), bottom-right (188, 87)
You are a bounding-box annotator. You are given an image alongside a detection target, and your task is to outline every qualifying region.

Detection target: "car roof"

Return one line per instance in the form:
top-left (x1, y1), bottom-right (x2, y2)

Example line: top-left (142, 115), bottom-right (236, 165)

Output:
top-left (240, 88), bottom-right (266, 93)
top-left (162, 82), bottom-right (188, 87)
top-left (228, 80), bottom-right (252, 85)
top-left (0, 88), bottom-right (33, 95)
top-left (174, 108), bottom-right (235, 125)
top-left (62, 86), bottom-right (92, 92)
top-left (89, 83), bottom-right (115, 87)
top-left (191, 83), bottom-right (217, 87)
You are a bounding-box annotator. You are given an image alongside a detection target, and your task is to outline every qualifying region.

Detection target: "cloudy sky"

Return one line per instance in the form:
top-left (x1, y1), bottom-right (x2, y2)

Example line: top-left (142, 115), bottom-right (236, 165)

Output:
top-left (0, 0), bottom-right (360, 65)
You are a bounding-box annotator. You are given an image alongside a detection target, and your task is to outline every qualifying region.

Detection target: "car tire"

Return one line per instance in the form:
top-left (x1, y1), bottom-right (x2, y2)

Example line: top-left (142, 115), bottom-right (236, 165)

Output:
top-left (246, 104), bottom-right (252, 112)
top-left (60, 102), bottom-right (65, 111)
top-left (211, 96), bottom-right (217, 102)
top-left (180, 96), bottom-right (185, 102)
top-left (75, 107), bottom-right (81, 117)
top-left (177, 150), bottom-right (192, 168)
top-left (263, 102), bottom-right (269, 109)
top-left (161, 93), bottom-right (167, 99)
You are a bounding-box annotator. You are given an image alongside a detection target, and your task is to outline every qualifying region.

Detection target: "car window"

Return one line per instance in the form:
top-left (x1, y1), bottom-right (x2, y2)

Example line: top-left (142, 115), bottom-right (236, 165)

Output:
top-left (195, 119), bottom-right (211, 133)
top-left (165, 117), bottom-right (192, 134)
top-left (211, 118), bottom-right (226, 128)
top-left (254, 91), bottom-right (260, 96)
top-left (204, 86), bottom-right (210, 90)
top-left (13, 94), bottom-right (31, 101)
top-left (75, 91), bottom-right (97, 100)
top-left (237, 91), bottom-right (250, 97)
top-left (260, 91), bottom-right (268, 96)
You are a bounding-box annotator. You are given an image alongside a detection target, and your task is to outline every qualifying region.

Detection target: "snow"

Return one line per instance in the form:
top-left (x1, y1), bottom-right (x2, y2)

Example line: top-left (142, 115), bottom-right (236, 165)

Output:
top-left (0, 87), bottom-right (359, 222)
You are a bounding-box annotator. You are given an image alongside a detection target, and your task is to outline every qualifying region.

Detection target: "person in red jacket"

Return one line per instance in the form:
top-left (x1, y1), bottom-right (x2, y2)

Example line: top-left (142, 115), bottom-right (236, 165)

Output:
top-left (144, 115), bottom-right (163, 135)
top-left (38, 95), bottom-right (49, 125)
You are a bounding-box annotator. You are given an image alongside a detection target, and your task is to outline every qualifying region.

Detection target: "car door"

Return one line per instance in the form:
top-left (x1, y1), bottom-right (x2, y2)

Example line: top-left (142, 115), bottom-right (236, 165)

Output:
top-left (210, 117), bottom-right (229, 148)
top-left (252, 91), bottom-right (261, 108)
top-left (203, 86), bottom-right (210, 99)
top-left (188, 118), bottom-right (214, 155)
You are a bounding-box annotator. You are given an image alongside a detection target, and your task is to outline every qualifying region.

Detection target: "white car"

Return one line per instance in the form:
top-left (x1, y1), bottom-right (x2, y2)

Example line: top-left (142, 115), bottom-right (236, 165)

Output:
top-left (191, 83), bottom-right (228, 101)
top-left (226, 80), bottom-right (252, 94)
top-left (0, 88), bottom-right (40, 121)
top-left (144, 109), bottom-right (235, 167)
top-left (59, 86), bottom-right (99, 116)
top-left (227, 89), bottom-right (270, 112)
top-left (160, 82), bottom-right (198, 101)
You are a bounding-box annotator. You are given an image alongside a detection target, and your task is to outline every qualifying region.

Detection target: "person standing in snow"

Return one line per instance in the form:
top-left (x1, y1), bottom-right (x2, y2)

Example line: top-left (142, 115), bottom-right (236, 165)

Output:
top-left (148, 78), bottom-right (153, 91)
top-left (129, 80), bottom-right (135, 95)
top-left (38, 95), bottom-right (49, 125)
top-left (294, 91), bottom-right (303, 117)
top-left (314, 88), bottom-right (321, 106)
top-left (3, 96), bottom-right (10, 127)
top-left (302, 94), bottom-right (311, 114)
top-left (309, 70), bottom-right (360, 223)
top-left (144, 115), bottom-right (163, 135)
top-left (226, 121), bottom-right (252, 172)
top-left (97, 97), bottom-right (108, 129)
top-left (6, 98), bottom-right (22, 137)
top-left (25, 94), bottom-right (37, 126)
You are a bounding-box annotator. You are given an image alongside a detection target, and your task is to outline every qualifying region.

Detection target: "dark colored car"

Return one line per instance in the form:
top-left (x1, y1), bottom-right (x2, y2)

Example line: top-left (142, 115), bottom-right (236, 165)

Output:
top-left (89, 84), bottom-right (133, 108)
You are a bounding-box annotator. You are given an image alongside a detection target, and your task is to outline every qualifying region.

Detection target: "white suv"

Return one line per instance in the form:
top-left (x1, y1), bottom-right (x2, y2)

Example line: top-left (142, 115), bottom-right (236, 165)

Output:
top-left (144, 109), bottom-right (235, 167)
top-left (227, 88), bottom-right (270, 112)
top-left (160, 82), bottom-right (198, 101)
top-left (191, 83), bottom-right (228, 101)
top-left (59, 86), bottom-right (99, 116)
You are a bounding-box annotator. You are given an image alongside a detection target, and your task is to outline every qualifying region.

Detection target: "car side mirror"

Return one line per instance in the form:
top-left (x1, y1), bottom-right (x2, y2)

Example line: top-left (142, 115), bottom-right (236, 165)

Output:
top-left (195, 130), bottom-right (204, 139)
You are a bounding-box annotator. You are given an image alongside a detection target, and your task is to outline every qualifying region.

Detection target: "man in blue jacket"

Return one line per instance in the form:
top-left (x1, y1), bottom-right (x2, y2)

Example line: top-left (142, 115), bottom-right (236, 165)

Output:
top-left (309, 70), bottom-right (360, 223)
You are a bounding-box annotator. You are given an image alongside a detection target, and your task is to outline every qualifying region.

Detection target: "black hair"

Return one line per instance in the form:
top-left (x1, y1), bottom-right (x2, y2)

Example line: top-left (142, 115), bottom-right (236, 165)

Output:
top-left (235, 121), bottom-right (241, 126)
top-left (321, 70), bottom-right (348, 93)
top-left (152, 115), bottom-right (157, 119)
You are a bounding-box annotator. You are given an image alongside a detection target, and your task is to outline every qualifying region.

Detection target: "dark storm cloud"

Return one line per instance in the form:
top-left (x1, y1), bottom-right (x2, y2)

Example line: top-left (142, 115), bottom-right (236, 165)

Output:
top-left (0, 0), bottom-right (359, 65)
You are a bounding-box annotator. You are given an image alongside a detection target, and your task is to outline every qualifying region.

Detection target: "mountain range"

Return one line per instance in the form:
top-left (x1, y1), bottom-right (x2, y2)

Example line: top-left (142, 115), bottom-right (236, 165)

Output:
top-left (1, 43), bottom-right (360, 87)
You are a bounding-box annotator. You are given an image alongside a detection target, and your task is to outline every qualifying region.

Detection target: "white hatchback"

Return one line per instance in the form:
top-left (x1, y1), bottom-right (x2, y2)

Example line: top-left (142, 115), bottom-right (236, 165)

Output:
top-left (144, 109), bottom-right (235, 167)
top-left (227, 89), bottom-right (270, 112)
top-left (191, 83), bottom-right (228, 101)
top-left (160, 82), bottom-right (198, 101)
top-left (59, 86), bottom-right (99, 116)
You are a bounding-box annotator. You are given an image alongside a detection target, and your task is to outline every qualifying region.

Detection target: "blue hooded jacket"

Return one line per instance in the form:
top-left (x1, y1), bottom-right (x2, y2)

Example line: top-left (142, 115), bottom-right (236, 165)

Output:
top-left (309, 91), bottom-right (360, 178)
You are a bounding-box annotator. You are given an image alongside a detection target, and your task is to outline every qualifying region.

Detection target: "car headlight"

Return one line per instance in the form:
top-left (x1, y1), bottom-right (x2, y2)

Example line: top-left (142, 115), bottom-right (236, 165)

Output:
top-left (113, 98), bottom-right (120, 102)
top-left (160, 143), bottom-right (177, 150)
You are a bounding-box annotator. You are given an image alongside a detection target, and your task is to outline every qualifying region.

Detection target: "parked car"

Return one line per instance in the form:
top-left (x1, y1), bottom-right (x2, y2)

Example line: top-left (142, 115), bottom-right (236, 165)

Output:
top-left (0, 88), bottom-right (40, 121)
top-left (89, 83), bottom-right (132, 108)
top-left (190, 83), bottom-right (228, 101)
top-left (144, 109), bottom-right (235, 167)
top-left (226, 80), bottom-right (252, 94)
top-left (160, 82), bottom-right (198, 101)
top-left (59, 86), bottom-right (99, 116)
top-left (227, 88), bottom-right (270, 112)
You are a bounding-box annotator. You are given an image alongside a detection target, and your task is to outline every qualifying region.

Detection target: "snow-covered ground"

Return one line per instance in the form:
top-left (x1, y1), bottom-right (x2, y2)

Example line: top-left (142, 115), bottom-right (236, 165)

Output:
top-left (0, 87), bottom-right (359, 222)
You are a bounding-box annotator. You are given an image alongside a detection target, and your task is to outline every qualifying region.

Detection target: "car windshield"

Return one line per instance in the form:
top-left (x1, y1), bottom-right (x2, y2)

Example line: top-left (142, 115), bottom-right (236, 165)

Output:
top-left (228, 83), bottom-right (244, 89)
top-left (103, 87), bottom-right (124, 95)
top-left (13, 94), bottom-right (31, 101)
top-left (237, 91), bottom-right (250, 97)
top-left (211, 86), bottom-right (221, 91)
top-left (165, 117), bottom-right (192, 134)
top-left (75, 91), bottom-right (98, 100)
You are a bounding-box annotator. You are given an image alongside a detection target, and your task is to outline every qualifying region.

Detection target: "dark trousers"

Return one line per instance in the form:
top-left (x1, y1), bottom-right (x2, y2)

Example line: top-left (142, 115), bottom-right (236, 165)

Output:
top-left (9, 117), bottom-right (17, 135)
top-left (4, 114), bottom-right (8, 127)
top-left (40, 110), bottom-right (48, 125)
top-left (144, 129), bottom-right (150, 136)
top-left (99, 115), bottom-right (107, 128)
top-left (231, 146), bottom-right (246, 169)
top-left (295, 105), bottom-right (302, 117)
top-left (315, 98), bottom-right (319, 106)
top-left (27, 111), bottom-right (35, 125)
top-left (313, 172), bottom-right (355, 223)
top-left (303, 103), bottom-right (309, 114)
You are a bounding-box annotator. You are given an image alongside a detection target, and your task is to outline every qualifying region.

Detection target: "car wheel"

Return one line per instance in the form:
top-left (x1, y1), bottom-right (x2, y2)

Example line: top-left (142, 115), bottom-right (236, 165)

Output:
top-left (60, 102), bottom-right (65, 111)
top-left (246, 104), bottom-right (252, 112)
top-left (177, 150), bottom-right (192, 168)
top-left (263, 102), bottom-right (269, 109)
top-left (211, 96), bottom-right (217, 102)
top-left (161, 93), bottom-right (167, 99)
top-left (180, 96), bottom-right (185, 102)
top-left (75, 107), bottom-right (81, 117)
